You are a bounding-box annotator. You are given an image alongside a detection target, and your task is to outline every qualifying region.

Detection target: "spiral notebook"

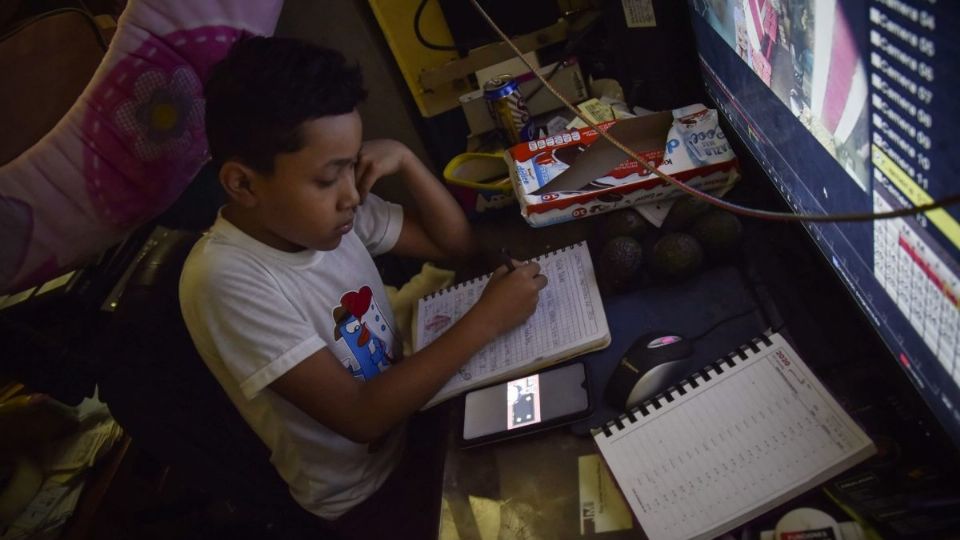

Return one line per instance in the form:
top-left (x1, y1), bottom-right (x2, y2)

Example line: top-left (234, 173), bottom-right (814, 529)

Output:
top-left (415, 241), bottom-right (610, 409)
top-left (592, 331), bottom-right (876, 540)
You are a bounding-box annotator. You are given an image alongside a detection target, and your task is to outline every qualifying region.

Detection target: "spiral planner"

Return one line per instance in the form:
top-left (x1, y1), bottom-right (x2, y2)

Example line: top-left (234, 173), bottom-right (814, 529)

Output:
top-left (415, 241), bottom-right (610, 409)
top-left (592, 331), bottom-right (876, 540)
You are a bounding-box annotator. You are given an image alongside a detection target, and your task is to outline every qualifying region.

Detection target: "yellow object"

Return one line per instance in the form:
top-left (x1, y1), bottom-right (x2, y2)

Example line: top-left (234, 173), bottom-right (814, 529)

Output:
top-left (0, 382), bottom-right (25, 403)
top-left (0, 456), bottom-right (43, 525)
top-left (566, 97), bottom-right (616, 130)
top-left (0, 394), bottom-right (78, 454)
top-left (873, 145), bottom-right (960, 250)
top-left (385, 262), bottom-right (456, 356)
top-left (443, 152), bottom-right (512, 192)
top-left (367, 0), bottom-right (462, 117)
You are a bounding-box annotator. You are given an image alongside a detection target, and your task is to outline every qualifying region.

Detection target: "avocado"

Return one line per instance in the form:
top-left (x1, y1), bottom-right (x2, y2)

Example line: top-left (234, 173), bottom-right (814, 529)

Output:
top-left (599, 208), bottom-right (648, 241)
top-left (687, 209), bottom-right (743, 261)
top-left (660, 195), bottom-right (712, 233)
top-left (597, 236), bottom-right (643, 294)
top-left (649, 233), bottom-right (704, 280)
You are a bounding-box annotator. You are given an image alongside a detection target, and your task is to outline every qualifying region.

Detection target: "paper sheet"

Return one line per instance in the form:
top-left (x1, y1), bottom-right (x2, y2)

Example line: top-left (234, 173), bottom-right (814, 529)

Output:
top-left (578, 454), bottom-right (634, 534)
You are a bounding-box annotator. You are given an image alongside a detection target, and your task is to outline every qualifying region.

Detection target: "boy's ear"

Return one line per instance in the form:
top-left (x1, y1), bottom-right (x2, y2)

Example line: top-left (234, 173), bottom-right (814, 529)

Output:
top-left (219, 160), bottom-right (259, 207)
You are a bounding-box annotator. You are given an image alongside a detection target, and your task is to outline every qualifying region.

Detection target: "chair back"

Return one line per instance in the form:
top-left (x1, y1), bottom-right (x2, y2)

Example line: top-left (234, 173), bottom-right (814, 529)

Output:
top-left (98, 227), bottom-right (301, 519)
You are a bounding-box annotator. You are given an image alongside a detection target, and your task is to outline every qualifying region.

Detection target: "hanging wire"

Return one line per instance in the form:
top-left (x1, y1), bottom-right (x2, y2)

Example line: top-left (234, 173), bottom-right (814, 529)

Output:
top-left (469, 0), bottom-right (960, 223)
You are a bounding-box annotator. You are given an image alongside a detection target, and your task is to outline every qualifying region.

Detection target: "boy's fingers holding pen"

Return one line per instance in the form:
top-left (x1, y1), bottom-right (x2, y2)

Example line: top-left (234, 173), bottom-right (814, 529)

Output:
top-left (518, 260), bottom-right (542, 277)
top-left (511, 261), bottom-right (547, 289)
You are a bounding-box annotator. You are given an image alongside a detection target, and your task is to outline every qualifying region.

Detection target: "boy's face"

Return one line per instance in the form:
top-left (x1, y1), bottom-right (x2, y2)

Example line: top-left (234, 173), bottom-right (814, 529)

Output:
top-left (247, 110), bottom-right (363, 252)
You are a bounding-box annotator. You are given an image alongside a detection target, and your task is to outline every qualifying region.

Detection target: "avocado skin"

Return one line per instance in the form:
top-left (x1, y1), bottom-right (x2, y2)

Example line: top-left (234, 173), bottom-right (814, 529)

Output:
top-left (688, 209), bottom-right (742, 261)
top-left (649, 233), bottom-right (704, 280)
top-left (599, 208), bottom-right (648, 241)
top-left (597, 236), bottom-right (643, 294)
top-left (661, 196), bottom-right (712, 233)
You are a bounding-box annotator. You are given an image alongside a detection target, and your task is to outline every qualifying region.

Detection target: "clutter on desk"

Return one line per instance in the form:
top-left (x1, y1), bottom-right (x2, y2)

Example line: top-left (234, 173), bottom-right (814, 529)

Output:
top-left (759, 508), bottom-right (866, 540)
top-left (589, 193), bottom-right (744, 296)
top-left (482, 74), bottom-right (535, 145)
top-left (459, 57), bottom-right (588, 138)
top-left (577, 454), bottom-right (633, 534)
top-left (442, 151), bottom-right (516, 218)
top-left (505, 103), bottom-right (739, 227)
top-left (0, 387), bottom-right (124, 540)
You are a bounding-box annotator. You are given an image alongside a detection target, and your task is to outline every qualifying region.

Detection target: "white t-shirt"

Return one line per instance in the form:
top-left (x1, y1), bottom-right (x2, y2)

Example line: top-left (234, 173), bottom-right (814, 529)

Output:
top-left (179, 194), bottom-right (406, 520)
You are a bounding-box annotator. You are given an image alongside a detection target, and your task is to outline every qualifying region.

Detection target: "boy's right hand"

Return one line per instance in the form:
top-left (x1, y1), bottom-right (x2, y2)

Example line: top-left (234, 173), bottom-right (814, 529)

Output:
top-left (473, 261), bottom-right (548, 337)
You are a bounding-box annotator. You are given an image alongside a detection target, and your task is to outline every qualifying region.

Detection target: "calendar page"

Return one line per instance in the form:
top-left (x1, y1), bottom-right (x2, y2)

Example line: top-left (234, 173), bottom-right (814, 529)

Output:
top-left (594, 332), bottom-right (876, 540)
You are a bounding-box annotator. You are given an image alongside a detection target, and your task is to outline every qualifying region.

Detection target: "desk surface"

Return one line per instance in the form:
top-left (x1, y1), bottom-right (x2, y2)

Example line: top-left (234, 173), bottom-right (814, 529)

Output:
top-left (433, 260), bottom-right (772, 540)
top-left (436, 212), bottom-right (774, 539)
top-left (438, 425), bottom-right (629, 540)
top-left (434, 210), bottom-right (960, 539)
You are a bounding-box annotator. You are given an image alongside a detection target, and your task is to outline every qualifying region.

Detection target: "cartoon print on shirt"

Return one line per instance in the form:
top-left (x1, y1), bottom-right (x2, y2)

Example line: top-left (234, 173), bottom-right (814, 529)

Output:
top-left (333, 285), bottom-right (395, 381)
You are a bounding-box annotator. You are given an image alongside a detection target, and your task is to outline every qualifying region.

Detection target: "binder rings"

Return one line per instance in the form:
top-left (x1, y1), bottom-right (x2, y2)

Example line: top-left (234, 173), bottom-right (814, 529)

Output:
top-left (415, 241), bottom-right (610, 408)
top-left (592, 331), bottom-right (876, 540)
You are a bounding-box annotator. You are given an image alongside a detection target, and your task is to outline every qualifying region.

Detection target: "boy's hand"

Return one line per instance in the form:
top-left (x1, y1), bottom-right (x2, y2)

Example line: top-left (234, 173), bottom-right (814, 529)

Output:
top-left (473, 261), bottom-right (548, 338)
top-left (356, 139), bottom-right (413, 204)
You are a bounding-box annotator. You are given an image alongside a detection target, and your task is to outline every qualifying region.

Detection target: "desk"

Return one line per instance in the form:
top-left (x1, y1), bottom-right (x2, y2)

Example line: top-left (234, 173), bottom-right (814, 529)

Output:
top-left (435, 212), bottom-right (773, 539)
top-left (438, 424), bottom-right (626, 540)
top-left (430, 210), bottom-right (956, 539)
top-left (433, 272), bottom-right (769, 539)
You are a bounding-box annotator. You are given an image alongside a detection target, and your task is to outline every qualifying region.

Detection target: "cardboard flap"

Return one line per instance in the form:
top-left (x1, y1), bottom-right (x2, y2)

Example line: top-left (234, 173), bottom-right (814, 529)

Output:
top-left (532, 112), bottom-right (673, 194)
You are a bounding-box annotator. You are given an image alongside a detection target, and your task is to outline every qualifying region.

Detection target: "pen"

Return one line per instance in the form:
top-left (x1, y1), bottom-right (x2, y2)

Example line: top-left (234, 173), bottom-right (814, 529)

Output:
top-left (500, 247), bottom-right (516, 272)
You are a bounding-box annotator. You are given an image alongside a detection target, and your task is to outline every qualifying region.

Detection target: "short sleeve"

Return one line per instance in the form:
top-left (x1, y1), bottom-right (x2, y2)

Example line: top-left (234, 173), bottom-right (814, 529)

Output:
top-left (180, 249), bottom-right (324, 399)
top-left (353, 193), bottom-right (403, 256)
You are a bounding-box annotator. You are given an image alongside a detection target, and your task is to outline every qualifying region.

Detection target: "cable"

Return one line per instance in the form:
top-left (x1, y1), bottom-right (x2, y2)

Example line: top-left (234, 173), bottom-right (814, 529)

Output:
top-left (521, 60), bottom-right (564, 103)
top-left (414, 0), bottom-right (464, 52)
top-left (469, 0), bottom-right (960, 223)
top-left (523, 13), bottom-right (603, 103)
top-left (687, 307), bottom-right (759, 343)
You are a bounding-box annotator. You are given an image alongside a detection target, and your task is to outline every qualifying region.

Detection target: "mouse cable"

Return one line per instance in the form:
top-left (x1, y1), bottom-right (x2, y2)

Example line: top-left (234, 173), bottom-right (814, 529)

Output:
top-left (687, 307), bottom-right (760, 343)
top-left (469, 0), bottom-right (960, 223)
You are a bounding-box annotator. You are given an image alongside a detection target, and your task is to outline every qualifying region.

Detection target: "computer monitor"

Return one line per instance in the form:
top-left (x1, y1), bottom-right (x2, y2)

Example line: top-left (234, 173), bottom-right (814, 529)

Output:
top-left (686, 0), bottom-right (959, 445)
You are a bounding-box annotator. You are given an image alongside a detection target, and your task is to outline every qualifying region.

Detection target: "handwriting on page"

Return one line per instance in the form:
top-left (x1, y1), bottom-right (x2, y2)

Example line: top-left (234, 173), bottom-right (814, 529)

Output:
top-left (418, 247), bottom-right (602, 386)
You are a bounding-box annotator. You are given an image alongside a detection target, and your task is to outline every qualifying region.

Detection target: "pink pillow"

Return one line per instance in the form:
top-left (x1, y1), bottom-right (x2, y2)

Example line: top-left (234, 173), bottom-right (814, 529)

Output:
top-left (0, 0), bottom-right (283, 293)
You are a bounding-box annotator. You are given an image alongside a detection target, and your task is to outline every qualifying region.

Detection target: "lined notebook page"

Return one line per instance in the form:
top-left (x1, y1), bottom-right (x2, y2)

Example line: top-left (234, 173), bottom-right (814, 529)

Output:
top-left (416, 241), bottom-right (608, 407)
top-left (593, 332), bottom-right (875, 540)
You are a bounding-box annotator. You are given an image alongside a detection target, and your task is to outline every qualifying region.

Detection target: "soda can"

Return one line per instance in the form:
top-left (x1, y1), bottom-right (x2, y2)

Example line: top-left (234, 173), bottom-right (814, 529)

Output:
top-left (483, 74), bottom-right (535, 145)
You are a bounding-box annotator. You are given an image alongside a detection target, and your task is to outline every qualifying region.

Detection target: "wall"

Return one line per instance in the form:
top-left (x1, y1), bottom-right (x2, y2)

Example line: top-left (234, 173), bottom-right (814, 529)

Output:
top-left (275, 0), bottom-right (434, 206)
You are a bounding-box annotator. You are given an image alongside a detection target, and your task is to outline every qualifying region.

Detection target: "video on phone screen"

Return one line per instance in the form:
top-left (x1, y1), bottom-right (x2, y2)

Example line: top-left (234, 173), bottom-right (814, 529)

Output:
top-left (506, 374), bottom-right (542, 430)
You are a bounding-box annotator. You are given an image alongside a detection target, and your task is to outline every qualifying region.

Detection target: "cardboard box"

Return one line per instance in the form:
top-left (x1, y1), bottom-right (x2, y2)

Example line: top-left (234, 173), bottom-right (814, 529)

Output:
top-left (505, 104), bottom-right (739, 227)
top-left (460, 58), bottom-right (588, 137)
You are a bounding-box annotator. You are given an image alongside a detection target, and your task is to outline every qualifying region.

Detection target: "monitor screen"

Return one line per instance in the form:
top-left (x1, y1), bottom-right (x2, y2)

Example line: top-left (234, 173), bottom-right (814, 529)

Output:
top-left (686, 0), bottom-right (959, 444)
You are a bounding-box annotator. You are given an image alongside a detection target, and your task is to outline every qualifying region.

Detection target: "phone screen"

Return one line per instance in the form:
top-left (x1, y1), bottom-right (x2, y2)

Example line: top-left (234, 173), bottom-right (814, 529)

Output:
top-left (506, 374), bottom-right (542, 430)
top-left (462, 362), bottom-right (589, 442)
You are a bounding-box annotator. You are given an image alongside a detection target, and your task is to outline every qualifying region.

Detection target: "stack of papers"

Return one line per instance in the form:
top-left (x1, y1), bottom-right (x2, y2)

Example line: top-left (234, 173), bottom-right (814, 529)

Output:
top-left (1, 398), bottom-right (124, 540)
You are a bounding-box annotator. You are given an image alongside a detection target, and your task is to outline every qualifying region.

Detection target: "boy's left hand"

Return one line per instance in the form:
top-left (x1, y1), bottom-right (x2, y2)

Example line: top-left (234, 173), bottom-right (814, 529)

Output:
top-left (356, 139), bottom-right (412, 204)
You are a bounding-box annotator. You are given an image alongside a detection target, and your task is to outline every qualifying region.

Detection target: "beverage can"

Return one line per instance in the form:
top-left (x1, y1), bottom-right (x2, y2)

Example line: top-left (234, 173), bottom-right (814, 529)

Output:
top-left (483, 74), bottom-right (535, 145)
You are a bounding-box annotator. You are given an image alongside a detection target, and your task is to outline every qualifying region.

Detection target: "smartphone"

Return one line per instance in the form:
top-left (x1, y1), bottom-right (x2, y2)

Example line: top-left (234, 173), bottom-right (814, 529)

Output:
top-left (459, 361), bottom-right (592, 447)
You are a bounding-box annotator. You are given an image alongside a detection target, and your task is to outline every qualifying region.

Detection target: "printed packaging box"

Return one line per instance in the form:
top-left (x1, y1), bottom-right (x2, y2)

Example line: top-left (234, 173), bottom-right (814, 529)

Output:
top-left (505, 104), bottom-right (739, 227)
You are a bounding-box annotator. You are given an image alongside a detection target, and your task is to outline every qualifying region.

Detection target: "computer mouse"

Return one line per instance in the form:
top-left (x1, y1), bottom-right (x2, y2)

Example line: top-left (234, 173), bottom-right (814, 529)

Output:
top-left (604, 331), bottom-right (695, 411)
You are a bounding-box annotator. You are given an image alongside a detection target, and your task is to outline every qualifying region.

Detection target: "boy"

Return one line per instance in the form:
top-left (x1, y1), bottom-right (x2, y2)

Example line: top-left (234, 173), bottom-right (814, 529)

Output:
top-left (178, 36), bottom-right (547, 536)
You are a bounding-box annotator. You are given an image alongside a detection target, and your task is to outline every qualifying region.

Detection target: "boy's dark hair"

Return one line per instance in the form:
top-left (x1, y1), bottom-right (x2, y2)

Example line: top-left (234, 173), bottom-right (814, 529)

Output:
top-left (204, 36), bottom-right (367, 174)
